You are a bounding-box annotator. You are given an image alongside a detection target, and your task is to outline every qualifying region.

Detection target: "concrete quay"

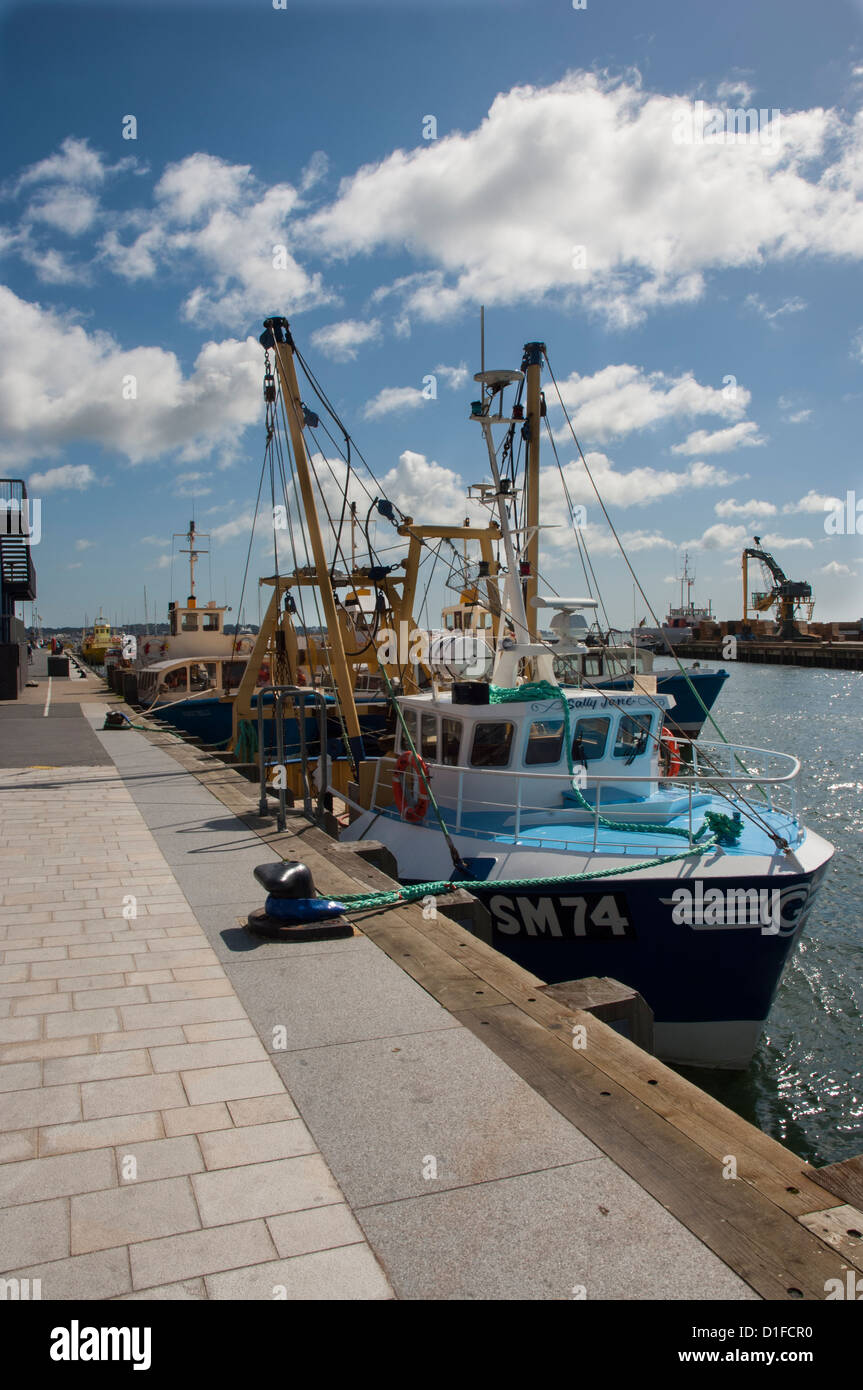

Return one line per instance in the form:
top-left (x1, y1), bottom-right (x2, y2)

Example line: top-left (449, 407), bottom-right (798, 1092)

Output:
top-left (0, 659), bottom-right (860, 1300)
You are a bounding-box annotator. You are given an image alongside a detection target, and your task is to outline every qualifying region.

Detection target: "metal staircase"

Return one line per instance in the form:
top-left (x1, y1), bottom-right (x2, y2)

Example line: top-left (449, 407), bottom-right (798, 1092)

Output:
top-left (1, 479), bottom-right (36, 648)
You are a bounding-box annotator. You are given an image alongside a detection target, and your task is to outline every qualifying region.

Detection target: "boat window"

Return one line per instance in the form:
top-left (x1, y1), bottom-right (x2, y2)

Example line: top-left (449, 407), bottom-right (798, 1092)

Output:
top-left (572, 717), bottom-right (610, 762)
top-left (189, 662), bottom-right (218, 692)
top-left (162, 668), bottom-right (188, 693)
top-left (181, 612), bottom-right (198, 631)
top-left (470, 721), bottom-right (514, 768)
top-left (399, 707), bottom-right (418, 753)
top-left (453, 612), bottom-right (463, 630)
top-left (420, 714), bottom-right (438, 762)
top-left (613, 714), bottom-right (653, 761)
top-left (203, 613), bottom-right (220, 632)
top-left (584, 655), bottom-right (602, 678)
top-left (441, 718), bottom-right (462, 766)
top-left (223, 661), bottom-right (245, 690)
top-left (525, 719), bottom-right (565, 765)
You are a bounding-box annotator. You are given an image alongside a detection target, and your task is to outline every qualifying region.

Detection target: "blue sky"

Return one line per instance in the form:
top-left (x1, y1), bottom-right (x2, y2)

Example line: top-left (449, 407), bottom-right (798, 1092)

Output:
top-left (2, 0), bottom-right (863, 629)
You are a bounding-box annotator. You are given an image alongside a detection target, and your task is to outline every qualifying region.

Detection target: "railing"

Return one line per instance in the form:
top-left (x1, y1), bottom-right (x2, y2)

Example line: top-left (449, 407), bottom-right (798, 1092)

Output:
top-left (357, 740), bottom-right (801, 856)
top-left (256, 685), bottom-right (329, 831)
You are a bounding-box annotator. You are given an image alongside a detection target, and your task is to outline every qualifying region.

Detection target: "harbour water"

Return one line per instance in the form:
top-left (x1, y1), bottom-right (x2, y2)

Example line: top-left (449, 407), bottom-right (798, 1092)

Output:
top-left (660, 659), bottom-right (863, 1165)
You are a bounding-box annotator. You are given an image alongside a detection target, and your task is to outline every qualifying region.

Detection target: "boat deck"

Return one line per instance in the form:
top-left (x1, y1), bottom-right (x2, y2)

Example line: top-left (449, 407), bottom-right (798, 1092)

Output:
top-left (0, 663), bottom-right (859, 1301)
top-left (376, 800), bottom-right (799, 858)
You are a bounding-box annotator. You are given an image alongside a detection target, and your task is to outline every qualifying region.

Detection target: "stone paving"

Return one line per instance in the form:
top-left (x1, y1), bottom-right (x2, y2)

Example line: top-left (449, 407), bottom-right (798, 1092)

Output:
top-left (0, 762), bottom-right (393, 1300)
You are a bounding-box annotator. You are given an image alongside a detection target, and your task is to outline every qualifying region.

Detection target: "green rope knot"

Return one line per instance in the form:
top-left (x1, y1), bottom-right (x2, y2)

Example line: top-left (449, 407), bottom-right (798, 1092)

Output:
top-left (703, 810), bottom-right (743, 847)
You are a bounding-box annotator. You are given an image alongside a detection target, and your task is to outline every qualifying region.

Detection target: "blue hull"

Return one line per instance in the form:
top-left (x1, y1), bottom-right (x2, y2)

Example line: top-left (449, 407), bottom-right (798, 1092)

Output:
top-left (150, 693), bottom-right (389, 754)
top-left (472, 867), bottom-right (823, 1025)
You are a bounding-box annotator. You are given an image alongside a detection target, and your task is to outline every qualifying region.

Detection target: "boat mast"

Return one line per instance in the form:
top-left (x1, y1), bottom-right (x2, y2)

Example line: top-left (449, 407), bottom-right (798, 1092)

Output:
top-left (523, 341), bottom-right (545, 645)
top-left (473, 361), bottom-right (553, 687)
top-left (177, 520), bottom-right (207, 606)
top-left (261, 317), bottom-right (365, 769)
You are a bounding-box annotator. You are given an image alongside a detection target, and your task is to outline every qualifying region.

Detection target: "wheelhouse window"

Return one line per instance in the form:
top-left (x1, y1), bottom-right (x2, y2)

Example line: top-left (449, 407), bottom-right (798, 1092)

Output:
top-left (398, 707), bottom-right (418, 753)
top-left (203, 613), bottom-right (220, 632)
top-left (441, 718), bottom-right (462, 766)
top-left (223, 661), bottom-right (245, 690)
top-left (613, 713), bottom-right (652, 761)
top-left (572, 716), bottom-right (610, 762)
top-left (584, 655), bottom-right (602, 678)
top-left (189, 662), bottom-right (217, 692)
top-left (525, 719), bottom-right (564, 766)
top-left (420, 714), bottom-right (438, 762)
top-left (470, 721), bottom-right (514, 768)
top-left (181, 612), bottom-right (198, 631)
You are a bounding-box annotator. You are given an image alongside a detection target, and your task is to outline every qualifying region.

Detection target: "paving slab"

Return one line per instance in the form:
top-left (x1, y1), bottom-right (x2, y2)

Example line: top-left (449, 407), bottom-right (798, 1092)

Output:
top-left (4, 1245), bottom-right (132, 1300)
top-left (204, 1243), bottom-right (394, 1301)
top-left (273, 1026), bottom-right (601, 1207)
top-left (356, 1162), bottom-right (760, 1301)
top-left (222, 940), bottom-right (461, 1054)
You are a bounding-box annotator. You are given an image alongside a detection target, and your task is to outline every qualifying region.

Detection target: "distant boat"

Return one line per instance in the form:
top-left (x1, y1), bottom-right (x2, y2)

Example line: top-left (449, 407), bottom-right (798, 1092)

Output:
top-left (81, 613), bottom-right (115, 665)
top-left (636, 552), bottom-right (714, 650)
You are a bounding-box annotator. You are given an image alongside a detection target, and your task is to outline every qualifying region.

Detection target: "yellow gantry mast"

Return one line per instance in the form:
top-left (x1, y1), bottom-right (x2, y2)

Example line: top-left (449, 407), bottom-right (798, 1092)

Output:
top-left (261, 317), bottom-right (365, 769)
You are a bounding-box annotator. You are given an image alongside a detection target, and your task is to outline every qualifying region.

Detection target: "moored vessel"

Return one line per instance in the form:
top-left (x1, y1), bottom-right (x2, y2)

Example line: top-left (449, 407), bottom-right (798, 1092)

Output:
top-left (237, 318), bottom-right (835, 1069)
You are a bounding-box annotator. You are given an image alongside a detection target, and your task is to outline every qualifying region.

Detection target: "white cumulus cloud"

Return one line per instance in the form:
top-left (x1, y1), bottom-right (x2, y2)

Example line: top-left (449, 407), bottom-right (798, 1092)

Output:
top-left (299, 72), bottom-right (863, 327)
top-left (28, 463), bottom-right (97, 491)
top-left (310, 318), bottom-right (382, 361)
top-left (671, 421), bottom-right (765, 455)
top-left (550, 362), bottom-right (749, 444)
top-left (714, 497), bottom-right (777, 518)
top-left (0, 286), bottom-right (263, 468)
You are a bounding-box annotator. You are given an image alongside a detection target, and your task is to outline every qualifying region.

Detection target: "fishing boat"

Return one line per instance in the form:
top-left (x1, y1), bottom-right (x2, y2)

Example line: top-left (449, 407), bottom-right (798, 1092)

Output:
top-left (133, 522), bottom-right (260, 740)
top-left (80, 613), bottom-right (115, 665)
top-left (242, 319), bottom-right (834, 1069)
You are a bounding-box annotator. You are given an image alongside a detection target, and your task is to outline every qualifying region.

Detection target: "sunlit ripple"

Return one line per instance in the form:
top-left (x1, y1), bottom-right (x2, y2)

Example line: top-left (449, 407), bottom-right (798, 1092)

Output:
top-left (664, 661), bottom-right (863, 1165)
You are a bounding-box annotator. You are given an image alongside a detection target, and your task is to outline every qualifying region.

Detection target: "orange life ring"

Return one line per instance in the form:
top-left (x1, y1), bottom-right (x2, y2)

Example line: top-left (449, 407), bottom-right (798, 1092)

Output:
top-left (660, 725), bottom-right (681, 777)
top-left (392, 750), bottom-right (430, 823)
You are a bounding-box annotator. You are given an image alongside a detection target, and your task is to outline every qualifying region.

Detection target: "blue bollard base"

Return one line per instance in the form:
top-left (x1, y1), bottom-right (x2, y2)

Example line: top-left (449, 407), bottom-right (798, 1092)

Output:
top-left (263, 896), bottom-right (346, 922)
top-left (245, 906), bottom-right (354, 942)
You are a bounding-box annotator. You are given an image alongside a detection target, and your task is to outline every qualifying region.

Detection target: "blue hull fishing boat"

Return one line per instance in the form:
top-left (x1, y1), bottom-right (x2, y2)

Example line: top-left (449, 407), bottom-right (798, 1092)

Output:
top-left (249, 321), bottom-right (834, 1069)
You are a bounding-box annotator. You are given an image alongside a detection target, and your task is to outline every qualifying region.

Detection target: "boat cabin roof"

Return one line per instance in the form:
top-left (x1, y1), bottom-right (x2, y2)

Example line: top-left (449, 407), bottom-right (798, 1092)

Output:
top-left (397, 687), bottom-right (674, 718)
top-left (139, 654), bottom-right (246, 675)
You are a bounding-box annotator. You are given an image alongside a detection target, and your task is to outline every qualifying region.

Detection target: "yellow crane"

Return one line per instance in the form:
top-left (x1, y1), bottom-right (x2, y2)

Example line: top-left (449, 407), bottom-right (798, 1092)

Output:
top-left (742, 536), bottom-right (815, 641)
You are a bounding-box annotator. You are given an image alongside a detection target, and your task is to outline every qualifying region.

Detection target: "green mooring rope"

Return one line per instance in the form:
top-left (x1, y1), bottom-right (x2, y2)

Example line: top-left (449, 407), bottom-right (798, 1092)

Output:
top-left (235, 719), bottom-right (258, 764)
top-left (335, 680), bottom-right (730, 912)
